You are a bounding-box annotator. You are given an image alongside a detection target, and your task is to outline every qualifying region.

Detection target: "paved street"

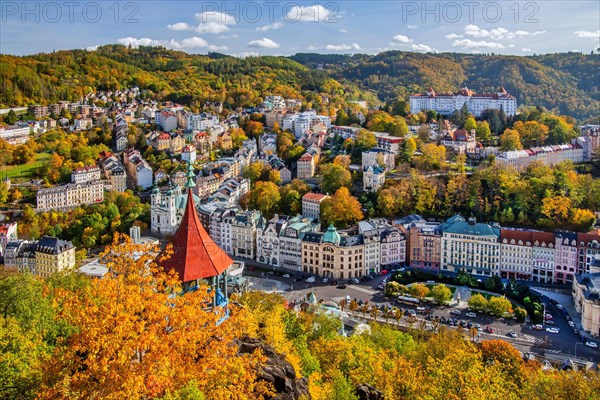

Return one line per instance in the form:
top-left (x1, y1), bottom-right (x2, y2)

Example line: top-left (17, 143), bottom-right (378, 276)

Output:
top-left (242, 267), bottom-right (600, 363)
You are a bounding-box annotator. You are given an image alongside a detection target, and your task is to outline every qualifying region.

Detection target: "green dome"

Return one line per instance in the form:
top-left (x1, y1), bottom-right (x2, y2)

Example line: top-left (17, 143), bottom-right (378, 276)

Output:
top-left (323, 224), bottom-right (341, 245)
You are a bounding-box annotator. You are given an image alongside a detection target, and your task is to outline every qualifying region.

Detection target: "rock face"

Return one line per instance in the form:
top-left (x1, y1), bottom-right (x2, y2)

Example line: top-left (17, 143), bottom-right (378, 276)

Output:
top-left (355, 384), bottom-right (384, 400)
top-left (237, 337), bottom-right (311, 400)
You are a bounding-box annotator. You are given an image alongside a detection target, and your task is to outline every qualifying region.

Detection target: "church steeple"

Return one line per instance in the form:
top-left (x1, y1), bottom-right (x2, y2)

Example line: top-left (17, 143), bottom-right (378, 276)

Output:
top-left (158, 162), bottom-right (232, 283)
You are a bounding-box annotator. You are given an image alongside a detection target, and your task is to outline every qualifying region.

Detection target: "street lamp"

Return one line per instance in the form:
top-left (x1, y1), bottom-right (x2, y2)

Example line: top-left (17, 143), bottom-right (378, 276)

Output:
top-left (574, 341), bottom-right (583, 358)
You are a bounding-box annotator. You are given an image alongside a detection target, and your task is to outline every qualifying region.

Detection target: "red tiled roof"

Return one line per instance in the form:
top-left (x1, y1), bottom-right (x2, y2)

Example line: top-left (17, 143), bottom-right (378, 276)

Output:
top-left (303, 192), bottom-right (328, 202)
top-left (577, 232), bottom-right (600, 246)
top-left (159, 190), bottom-right (232, 282)
top-left (501, 229), bottom-right (555, 245)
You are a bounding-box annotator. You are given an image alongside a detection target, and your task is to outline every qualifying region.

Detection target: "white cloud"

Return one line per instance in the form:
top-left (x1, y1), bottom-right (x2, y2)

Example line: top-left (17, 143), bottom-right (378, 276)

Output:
top-left (325, 43), bottom-right (361, 51)
top-left (256, 22), bottom-right (284, 31)
top-left (575, 30), bottom-right (600, 40)
top-left (167, 22), bottom-right (192, 31)
top-left (208, 44), bottom-right (228, 51)
top-left (463, 24), bottom-right (544, 40)
top-left (452, 39), bottom-right (505, 49)
top-left (508, 44), bottom-right (515, 48)
top-left (286, 5), bottom-right (334, 22)
top-left (117, 36), bottom-right (218, 50)
top-left (85, 45), bottom-right (99, 51)
top-left (445, 33), bottom-right (462, 39)
top-left (339, 29), bottom-right (348, 33)
top-left (410, 43), bottom-right (435, 52)
top-left (307, 45), bottom-right (320, 51)
top-left (233, 51), bottom-right (259, 58)
top-left (391, 34), bottom-right (413, 44)
top-left (407, 25), bottom-right (417, 29)
top-left (522, 48), bottom-right (532, 52)
top-left (194, 11), bottom-right (236, 25)
top-left (167, 11), bottom-right (236, 34)
top-left (218, 34), bottom-right (239, 39)
top-left (248, 38), bottom-right (280, 49)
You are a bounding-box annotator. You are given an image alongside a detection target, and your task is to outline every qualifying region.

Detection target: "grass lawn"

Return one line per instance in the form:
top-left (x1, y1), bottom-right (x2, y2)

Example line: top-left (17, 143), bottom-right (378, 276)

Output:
top-left (0, 152), bottom-right (50, 181)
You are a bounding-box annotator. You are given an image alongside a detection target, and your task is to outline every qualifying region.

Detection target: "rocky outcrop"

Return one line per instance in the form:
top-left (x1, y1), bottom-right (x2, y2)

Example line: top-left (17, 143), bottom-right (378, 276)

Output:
top-left (355, 384), bottom-right (384, 400)
top-left (237, 337), bottom-right (311, 400)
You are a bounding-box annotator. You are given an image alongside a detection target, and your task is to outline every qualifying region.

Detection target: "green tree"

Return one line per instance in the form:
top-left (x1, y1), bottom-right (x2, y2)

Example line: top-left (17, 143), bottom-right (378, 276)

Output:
top-left (4, 110), bottom-right (18, 125)
top-left (320, 163), bottom-right (351, 194)
top-left (399, 137), bottom-right (417, 163)
top-left (487, 296), bottom-right (513, 317)
top-left (468, 293), bottom-right (489, 313)
top-left (354, 129), bottom-right (377, 151)
top-left (431, 284), bottom-right (452, 305)
top-left (476, 121), bottom-right (492, 141)
top-left (499, 129), bottom-right (523, 151)
top-left (249, 181), bottom-right (281, 218)
top-left (464, 117), bottom-right (477, 132)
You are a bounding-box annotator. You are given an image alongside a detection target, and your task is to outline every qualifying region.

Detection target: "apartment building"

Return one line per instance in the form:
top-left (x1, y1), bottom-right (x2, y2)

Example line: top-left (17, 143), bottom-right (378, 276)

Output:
top-left (36, 181), bottom-right (104, 211)
top-left (573, 273), bottom-right (600, 337)
top-left (124, 149), bottom-right (153, 189)
top-left (226, 210), bottom-right (263, 259)
top-left (71, 165), bottom-right (101, 184)
top-left (34, 236), bottom-right (76, 278)
top-left (362, 148), bottom-right (396, 171)
top-left (410, 87), bottom-right (517, 117)
top-left (302, 192), bottom-right (329, 221)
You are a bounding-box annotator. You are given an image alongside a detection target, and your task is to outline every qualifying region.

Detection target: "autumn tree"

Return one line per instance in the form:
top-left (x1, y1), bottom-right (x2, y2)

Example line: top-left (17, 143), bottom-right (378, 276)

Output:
top-left (320, 163), bottom-right (351, 194)
top-left (354, 129), bottom-right (377, 151)
top-left (399, 137), bottom-right (417, 163)
top-left (499, 129), bottom-right (523, 151)
top-left (230, 127), bottom-right (248, 149)
top-left (244, 120), bottom-right (264, 138)
top-left (40, 236), bottom-right (270, 400)
top-left (409, 283), bottom-right (430, 300)
top-left (414, 144), bottom-right (446, 170)
top-left (430, 284), bottom-right (452, 305)
top-left (320, 187), bottom-right (363, 228)
top-left (248, 181), bottom-right (281, 218)
top-left (468, 293), bottom-right (488, 313)
top-left (487, 296), bottom-right (513, 317)
top-left (513, 120), bottom-right (549, 148)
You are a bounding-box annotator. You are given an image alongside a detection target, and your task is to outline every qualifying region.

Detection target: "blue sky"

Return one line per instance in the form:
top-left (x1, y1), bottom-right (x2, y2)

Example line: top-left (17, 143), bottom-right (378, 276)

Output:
top-left (1, 1), bottom-right (599, 56)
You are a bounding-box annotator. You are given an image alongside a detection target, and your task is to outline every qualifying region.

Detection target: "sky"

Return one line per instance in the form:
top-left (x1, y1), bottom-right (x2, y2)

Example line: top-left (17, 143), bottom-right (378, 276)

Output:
top-left (0, 1), bottom-right (599, 56)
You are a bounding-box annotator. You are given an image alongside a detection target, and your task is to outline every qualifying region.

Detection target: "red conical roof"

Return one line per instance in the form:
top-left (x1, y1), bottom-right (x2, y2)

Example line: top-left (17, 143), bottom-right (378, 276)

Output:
top-left (159, 189), bottom-right (232, 282)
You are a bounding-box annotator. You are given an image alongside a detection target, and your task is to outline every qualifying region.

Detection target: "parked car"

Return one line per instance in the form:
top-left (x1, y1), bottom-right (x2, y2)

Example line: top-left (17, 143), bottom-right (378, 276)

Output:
top-left (322, 278), bottom-right (329, 283)
top-left (465, 312), bottom-right (477, 318)
top-left (305, 276), bottom-right (316, 283)
top-left (475, 323), bottom-right (482, 331)
top-left (585, 341), bottom-right (598, 348)
top-left (295, 276), bottom-right (304, 282)
top-left (282, 274), bottom-right (291, 278)
top-left (484, 326), bottom-right (494, 334)
top-left (566, 315), bottom-right (572, 321)
top-left (349, 278), bottom-right (360, 284)
top-left (550, 299), bottom-right (558, 305)
top-left (380, 270), bottom-right (389, 275)
top-left (556, 304), bottom-right (564, 310)
top-left (507, 330), bottom-right (517, 338)
top-left (568, 321), bottom-right (575, 328)
top-left (546, 327), bottom-right (560, 334)
top-left (544, 314), bottom-right (553, 320)
top-left (336, 284), bottom-right (347, 289)
top-left (450, 310), bottom-right (462, 315)
top-left (545, 320), bottom-right (555, 325)
top-left (532, 324), bottom-right (543, 330)
top-left (573, 328), bottom-right (580, 335)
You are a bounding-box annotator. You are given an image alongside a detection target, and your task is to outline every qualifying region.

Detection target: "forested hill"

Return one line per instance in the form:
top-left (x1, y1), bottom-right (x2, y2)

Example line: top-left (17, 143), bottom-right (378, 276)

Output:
top-left (291, 51), bottom-right (600, 120)
top-left (0, 45), bottom-right (598, 120)
top-left (0, 45), bottom-right (372, 113)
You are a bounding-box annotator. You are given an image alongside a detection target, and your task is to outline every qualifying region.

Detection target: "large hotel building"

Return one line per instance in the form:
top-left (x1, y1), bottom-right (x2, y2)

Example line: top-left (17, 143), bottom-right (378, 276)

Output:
top-left (410, 87), bottom-right (517, 116)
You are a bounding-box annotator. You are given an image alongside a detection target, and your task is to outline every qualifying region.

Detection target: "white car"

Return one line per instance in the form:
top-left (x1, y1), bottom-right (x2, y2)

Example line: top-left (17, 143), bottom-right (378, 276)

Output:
top-left (450, 310), bottom-right (462, 315)
top-left (568, 321), bottom-right (575, 328)
top-left (585, 341), bottom-right (598, 348)
top-left (305, 276), bottom-right (316, 283)
top-left (282, 274), bottom-right (291, 278)
top-left (532, 324), bottom-right (543, 331)
top-left (546, 327), bottom-right (560, 334)
top-left (556, 304), bottom-right (564, 310)
top-left (322, 278), bottom-right (329, 283)
top-left (465, 312), bottom-right (477, 318)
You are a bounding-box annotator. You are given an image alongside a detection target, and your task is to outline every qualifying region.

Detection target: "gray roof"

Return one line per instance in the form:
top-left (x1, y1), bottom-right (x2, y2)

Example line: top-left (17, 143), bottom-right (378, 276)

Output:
top-left (576, 273), bottom-right (600, 302)
top-left (36, 236), bottom-right (73, 254)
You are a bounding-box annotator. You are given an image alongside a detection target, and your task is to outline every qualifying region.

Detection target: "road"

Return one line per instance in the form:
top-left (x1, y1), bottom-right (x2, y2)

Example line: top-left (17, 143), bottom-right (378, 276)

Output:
top-left (242, 266), bottom-right (599, 363)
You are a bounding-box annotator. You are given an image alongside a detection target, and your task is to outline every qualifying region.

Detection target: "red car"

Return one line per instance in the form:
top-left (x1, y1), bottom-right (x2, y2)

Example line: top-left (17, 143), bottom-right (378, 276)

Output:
top-left (380, 270), bottom-right (388, 275)
top-left (484, 327), bottom-right (494, 334)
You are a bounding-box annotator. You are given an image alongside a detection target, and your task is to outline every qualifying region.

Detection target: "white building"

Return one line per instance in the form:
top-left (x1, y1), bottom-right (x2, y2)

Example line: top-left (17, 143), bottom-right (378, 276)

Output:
top-left (181, 144), bottom-right (197, 164)
top-left (440, 215), bottom-right (501, 277)
top-left (0, 222), bottom-right (18, 258)
top-left (279, 216), bottom-right (320, 271)
top-left (150, 185), bottom-right (201, 235)
top-left (573, 273), bottom-right (600, 337)
top-left (256, 215), bottom-right (288, 266)
top-left (225, 210), bottom-right (263, 259)
top-left (0, 126), bottom-right (30, 145)
top-left (207, 177), bottom-right (250, 205)
top-left (156, 111), bottom-right (178, 132)
top-left (363, 165), bottom-right (385, 192)
top-left (496, 144), bottom-right (585, 170)
top-left (71, 165), bottom-right (101, 184)
top-left (36, 181), bottom-right (104, 211)
top-left (98, 153), bottom-right (127, 193)
top-left (283, 110), bottom-right (331, 138)
top-left (302, 193), bottom-right (329, 221)
top-left (410, 87), bottom-right (517, 117)
top-left (124, 149), bottom-right (153, 190)
top-left (296, 153), bottom-right (316, 179)
top-left (187, 113), bottom-right (219, 131)
top-left (362, 148), bottom-right (395, 171)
